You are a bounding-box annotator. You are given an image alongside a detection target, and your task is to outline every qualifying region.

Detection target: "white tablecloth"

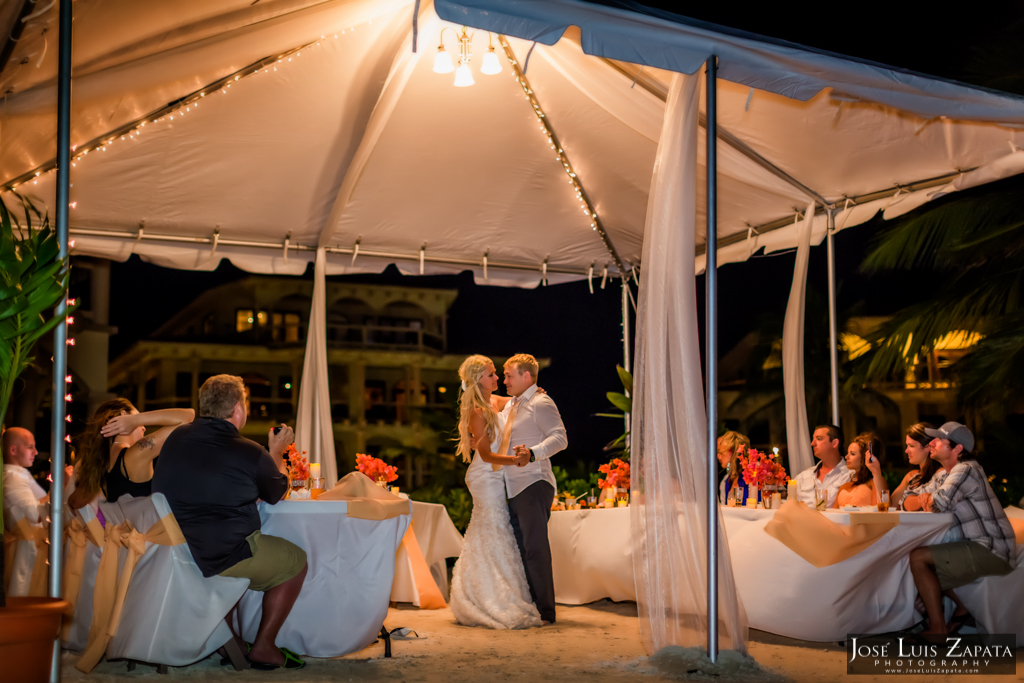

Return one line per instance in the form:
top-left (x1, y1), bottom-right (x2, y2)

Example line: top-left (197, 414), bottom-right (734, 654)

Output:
top-left (392, 500), bottom-right (464, 604)
top-left (549, 506), bottom-right (972, 641)
top-left (550, 507), bottom-right (634, 604)
top-left (237, 500), bottom-right (410, 657)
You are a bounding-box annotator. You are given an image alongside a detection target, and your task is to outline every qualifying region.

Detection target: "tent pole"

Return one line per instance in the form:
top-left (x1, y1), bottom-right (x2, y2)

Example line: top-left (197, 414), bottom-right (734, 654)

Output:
top-left (705, 55), bottom-right (719, 664)
top-left (826, 210), bottom-right (840, 426)
top-left (622, 279), bottom-right (631, 436)
top-left (50, 1), bottom-right (73, 681)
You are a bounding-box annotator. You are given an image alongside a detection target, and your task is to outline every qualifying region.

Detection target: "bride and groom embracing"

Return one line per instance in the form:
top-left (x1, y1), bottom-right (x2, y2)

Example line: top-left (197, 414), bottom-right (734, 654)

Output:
top-left (449, 353), bottom-right (567, 629)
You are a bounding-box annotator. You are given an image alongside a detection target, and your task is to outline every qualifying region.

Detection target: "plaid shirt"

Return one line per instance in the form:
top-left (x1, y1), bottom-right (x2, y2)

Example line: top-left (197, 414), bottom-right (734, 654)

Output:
top-left (932, 460), bottom-right (1017, 565)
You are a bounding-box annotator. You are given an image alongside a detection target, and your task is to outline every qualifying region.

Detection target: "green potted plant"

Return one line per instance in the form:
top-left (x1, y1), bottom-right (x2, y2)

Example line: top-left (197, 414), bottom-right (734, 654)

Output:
top-left (0, 195), bottom-right (74, 679)
top-left (596, 365), bottom-right (632, 461)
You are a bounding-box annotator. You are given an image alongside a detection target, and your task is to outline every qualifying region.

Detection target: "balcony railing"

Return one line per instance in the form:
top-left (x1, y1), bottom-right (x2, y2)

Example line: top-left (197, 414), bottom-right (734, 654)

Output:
top-left (325, 323), bottom-right (444, 352)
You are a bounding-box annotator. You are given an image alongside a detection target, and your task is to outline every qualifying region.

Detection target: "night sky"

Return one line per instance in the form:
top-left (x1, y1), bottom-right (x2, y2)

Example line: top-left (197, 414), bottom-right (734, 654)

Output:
top-left (107, 3), bottom-right (1024, 473)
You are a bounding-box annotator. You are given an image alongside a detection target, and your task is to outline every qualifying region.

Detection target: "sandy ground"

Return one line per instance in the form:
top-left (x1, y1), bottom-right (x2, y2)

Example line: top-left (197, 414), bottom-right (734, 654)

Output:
top-left (60, 601), bottom-right (1023, 683)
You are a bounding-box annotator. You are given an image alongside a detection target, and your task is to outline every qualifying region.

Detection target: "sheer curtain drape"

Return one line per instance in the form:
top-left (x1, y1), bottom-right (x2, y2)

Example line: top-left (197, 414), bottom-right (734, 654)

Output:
top-left (782, 203), bottom-right (817, 476)
top-left (630, 71), bottom-right (748, 655)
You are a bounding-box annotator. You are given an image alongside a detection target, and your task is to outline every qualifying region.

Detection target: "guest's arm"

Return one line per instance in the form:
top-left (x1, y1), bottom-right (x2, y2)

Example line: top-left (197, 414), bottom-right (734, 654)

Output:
top-left (890, 470), bottom-right (917, 509)
top-left (928, 463), bottom-right (975, 512)
top-left (257, 425), bottom-right (293, 504)
top-left (267, 424), bottom-right (294, 475)
top-left (101, 408), bottom-right (195, 464)
top-left (865, 452), bottom-right (888, 505)
top-left (521, 395), bottom-right (567, 460)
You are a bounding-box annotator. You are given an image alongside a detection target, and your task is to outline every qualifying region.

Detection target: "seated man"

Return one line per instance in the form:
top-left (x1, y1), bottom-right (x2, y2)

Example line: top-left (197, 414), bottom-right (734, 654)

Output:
top-left (795, 425), bottom-right (852, 508)
top-left (910, 422), bottom-right (1016, 635)
top-left (3, 427), bottom-right (46, 596)
top-left (153, 374), bottom-right (307, 670)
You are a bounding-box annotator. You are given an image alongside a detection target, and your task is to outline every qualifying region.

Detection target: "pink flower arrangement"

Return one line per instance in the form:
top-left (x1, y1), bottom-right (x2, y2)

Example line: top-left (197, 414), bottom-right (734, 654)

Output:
top-left (356, 453), bottom-right (398, 484)
top-left (284, 444), bottom-right (309, 481)
top-left (598, 458), bottom-right (630, 490)
top-left (737, 447), bottom-right (787, 487)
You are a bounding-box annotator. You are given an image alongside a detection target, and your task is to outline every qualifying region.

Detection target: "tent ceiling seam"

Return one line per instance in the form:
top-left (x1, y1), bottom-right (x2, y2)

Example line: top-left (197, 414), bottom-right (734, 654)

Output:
top-left (501, 36), bottom-right (630, 276)
top-left (600, 57), bottom-right (829, 206)
top-left (65, 225), bottom-right (622, 278)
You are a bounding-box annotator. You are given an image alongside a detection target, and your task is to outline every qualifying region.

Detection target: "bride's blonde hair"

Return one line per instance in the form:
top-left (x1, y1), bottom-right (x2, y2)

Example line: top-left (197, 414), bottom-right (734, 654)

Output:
top-left (456, 355), bottom-right (499, 463)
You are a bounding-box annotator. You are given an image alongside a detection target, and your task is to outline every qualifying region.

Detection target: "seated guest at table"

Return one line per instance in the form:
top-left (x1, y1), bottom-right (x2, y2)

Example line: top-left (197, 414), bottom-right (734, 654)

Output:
top-left (3, 427), bottom-right (45, 520)
top-left (717, 431), bottom-right (751, 504)
top-left (68, 399), bottom-right (194, 509)
top-left (909, 422), bottom-right (1016, 635)
top-left (153, 374), bottom-right (307, 670)
top-left (892, 423), bottom-right (946, 510)
top-left (796, 425), bottom-right (852, 507)
top-left (832, 432), bottom-right (888, 508)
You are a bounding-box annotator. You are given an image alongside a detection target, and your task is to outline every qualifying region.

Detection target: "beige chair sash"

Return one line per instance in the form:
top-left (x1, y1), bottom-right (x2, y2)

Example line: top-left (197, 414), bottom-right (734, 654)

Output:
top-left (764, 499), bottom-right (899, 568)
top-left (75, 514), bottom-right (186, 673)
top-left (3, 516), bottom-right (49, 597)
top-left (399, 522), bottom-right (447, 609)
top-left (61, 516), bottom-right (105, 640)
top-left (318, 471), bottom-right (411, 520)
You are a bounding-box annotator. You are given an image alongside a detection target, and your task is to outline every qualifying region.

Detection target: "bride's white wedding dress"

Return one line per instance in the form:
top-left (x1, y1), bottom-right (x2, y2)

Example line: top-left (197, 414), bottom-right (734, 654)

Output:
top-left (449, 412), bottom-right (542, 629)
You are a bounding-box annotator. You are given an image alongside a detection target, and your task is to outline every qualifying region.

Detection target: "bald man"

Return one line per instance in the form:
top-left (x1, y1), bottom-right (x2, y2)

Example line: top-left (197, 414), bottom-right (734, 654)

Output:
top-left (2, 427), bottom-right (46, 526)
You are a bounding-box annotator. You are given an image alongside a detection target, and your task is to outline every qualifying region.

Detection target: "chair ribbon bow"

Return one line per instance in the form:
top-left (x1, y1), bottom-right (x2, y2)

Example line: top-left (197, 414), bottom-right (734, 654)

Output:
top-left (3, 516), bottom-right (49, 597)
top-left (61, 515), bottom-right (104, 640)
top-left (76, 515), bottom-right (187, 673)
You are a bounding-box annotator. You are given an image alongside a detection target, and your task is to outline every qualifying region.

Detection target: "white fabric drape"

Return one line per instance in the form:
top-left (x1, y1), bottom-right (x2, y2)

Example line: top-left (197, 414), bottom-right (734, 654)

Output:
top-left (630, 71), bottom-right (747, 655)
top-left (295, 247), bottom-right (338, 487)
top-left (781, 203), bottom-right (816, 476)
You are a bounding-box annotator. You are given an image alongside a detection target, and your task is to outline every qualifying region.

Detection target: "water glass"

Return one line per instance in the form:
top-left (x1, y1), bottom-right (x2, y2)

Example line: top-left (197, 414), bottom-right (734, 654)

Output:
top-left (814, 484), bottom-right (827, 511)
top-left (877, 490), bottom-right (890, 512)
top-left (310, 477), bottom-right (326, 499)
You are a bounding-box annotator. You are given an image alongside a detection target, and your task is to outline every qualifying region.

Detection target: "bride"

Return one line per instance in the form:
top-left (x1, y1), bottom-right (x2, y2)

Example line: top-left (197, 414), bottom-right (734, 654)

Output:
top-left (449, 355), bottom-right (542, 629)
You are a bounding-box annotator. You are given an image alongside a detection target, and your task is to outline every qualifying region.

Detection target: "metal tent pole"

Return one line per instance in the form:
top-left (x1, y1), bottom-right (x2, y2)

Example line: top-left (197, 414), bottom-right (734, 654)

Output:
top-left (826, 210), bottom-right (840, 426)
top-left (622, 280), bottom-right (631, 436)
top-left (704, 55), bottom-right (719, 664)
top-left (49, 1), bottom-right (73, 680)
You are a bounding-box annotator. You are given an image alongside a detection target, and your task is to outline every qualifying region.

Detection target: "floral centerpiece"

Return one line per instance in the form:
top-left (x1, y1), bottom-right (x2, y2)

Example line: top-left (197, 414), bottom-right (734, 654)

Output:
top-left (737, 447), bottom-right (787, 505)
top-left (284, 444), bottom-right (310, 481)
top-left (356, 453), bottom-right (398, 485)
top-left (598, 458), bottom-right (630, 490)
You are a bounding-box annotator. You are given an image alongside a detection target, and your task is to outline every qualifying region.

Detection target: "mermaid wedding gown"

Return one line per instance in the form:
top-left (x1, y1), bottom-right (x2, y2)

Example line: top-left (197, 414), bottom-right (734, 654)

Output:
top-left (449, 412), bottom-right (542, 629)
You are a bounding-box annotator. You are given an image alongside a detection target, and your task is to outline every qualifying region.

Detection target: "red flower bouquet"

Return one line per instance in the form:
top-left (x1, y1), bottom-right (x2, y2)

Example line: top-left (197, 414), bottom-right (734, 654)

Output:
top-left (737, 447), bottom-right (787, 487)
top-left (284, 443), bottom-right (309, 481)
top-left (598, 458), bottom-right (630, 490)
top-left (356, 453), bottom-right (398, 484)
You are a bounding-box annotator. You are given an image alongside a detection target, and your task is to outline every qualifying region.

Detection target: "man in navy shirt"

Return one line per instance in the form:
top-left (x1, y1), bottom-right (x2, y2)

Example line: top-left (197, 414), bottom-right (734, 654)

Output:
top-left (154, 374), bottom-right (306, 669)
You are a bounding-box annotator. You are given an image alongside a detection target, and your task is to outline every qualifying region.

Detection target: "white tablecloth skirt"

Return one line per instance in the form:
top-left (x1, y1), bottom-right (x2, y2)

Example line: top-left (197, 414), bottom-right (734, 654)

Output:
top-left (392, 500), bottom-right (464, 604)
top-left (550, 507), bottom-right (634, 604)
top-left (237, 500), bottom-right (410, 657)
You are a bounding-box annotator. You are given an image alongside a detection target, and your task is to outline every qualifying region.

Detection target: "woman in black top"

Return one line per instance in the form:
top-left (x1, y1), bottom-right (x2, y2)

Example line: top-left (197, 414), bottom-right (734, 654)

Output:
top-left (69, 398), bottom-right (194, 508)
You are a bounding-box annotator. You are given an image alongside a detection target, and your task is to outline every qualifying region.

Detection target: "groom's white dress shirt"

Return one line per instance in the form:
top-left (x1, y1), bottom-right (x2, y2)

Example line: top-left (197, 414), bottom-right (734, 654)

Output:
top-left (501, 384), bottom-right (568, 499)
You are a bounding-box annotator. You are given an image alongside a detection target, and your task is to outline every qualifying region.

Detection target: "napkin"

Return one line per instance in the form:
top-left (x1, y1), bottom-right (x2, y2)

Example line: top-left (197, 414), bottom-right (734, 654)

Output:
top-left (317, 471), bottom-right (411, 520)
top-left (765, 499), bottom-right (899, 568)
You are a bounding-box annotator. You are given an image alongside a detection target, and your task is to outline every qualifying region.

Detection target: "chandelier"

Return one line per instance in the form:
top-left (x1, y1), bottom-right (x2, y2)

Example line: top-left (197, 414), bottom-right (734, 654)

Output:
top-left (432, 26), bottom-right (502, 87)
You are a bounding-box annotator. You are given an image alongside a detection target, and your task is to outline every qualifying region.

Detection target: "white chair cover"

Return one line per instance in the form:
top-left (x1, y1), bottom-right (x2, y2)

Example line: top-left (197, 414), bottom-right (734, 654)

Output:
top-left (3, 503), bottom-right (46, 597)
top-left (956, 507), bottom-right (1024, 640)
top-left (62, 503), bottom-right (105, 651)
top-left (105, 494), bottom-right (249, 666)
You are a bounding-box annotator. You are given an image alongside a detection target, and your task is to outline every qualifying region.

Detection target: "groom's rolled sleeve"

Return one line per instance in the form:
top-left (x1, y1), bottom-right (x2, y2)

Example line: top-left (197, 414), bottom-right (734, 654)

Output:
top-left (529, 397), bottom-right (568, 460)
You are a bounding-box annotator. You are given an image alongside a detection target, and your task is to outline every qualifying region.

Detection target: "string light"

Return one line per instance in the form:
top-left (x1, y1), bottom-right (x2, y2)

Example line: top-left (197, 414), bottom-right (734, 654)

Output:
top-left (497, 36), bottom-right (627, 276)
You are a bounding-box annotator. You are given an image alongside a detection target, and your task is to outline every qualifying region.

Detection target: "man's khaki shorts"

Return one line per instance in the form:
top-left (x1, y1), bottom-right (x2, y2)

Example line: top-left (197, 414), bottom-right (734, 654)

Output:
top-left (930, 540), bottom-right (1013, 591)
top-left (219, 530), bottom-right (307, 592)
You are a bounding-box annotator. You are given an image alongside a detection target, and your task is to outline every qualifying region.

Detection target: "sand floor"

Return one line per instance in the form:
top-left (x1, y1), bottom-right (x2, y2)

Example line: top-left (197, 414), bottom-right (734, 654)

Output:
top-left (61, 601), bottom-right (1023, 683)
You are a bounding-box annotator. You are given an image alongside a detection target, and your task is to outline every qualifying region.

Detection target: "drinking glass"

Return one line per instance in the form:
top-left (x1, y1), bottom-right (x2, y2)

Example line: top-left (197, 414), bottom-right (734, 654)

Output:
top-left (877, 490), bottom-right (890, 512)
top-left (587, 494), bottom-right (597, 509)
top-left (310, 477), bottom-right (326, 499)
top-left (814, 484), bottom-right (827, 511)
top-left (290, 478), bottom-right (308, 499)
top-left (762, 484), bottom-right (777, 510)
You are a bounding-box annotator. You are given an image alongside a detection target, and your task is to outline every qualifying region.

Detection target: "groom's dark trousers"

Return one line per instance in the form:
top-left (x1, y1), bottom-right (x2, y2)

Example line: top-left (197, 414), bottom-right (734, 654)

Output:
top-left (508, 480), bottom-right (556, 622)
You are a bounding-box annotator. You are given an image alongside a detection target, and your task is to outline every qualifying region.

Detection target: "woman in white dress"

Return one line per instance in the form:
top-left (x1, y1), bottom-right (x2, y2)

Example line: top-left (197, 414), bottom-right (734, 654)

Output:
top-left (449, 355), bottom-right (542, 629)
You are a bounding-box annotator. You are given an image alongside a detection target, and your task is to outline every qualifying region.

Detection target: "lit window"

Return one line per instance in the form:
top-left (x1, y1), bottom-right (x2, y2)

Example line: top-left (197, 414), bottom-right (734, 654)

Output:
top-left (285, 313), bottom-right (300, 343)
top-left (257, 310), bottom-right (269, 326)
top-left (437, 386), bottom-right (447, 394)
top-left (236, 309), bottom-right (254, 332)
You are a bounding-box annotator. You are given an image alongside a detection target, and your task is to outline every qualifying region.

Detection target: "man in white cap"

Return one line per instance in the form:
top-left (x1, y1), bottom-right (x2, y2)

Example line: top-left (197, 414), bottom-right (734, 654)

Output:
top-left (908, 422), bottom-right (1016, 635)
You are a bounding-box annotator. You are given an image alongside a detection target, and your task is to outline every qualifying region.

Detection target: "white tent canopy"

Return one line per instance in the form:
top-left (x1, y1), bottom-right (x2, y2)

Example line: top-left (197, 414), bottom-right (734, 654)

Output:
top-left (5, 0), bottom-right (1024, 283)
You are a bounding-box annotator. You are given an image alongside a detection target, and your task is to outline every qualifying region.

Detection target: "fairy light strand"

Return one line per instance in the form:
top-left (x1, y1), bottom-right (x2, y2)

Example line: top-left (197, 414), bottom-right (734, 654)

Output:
top-left (497, 35), bottom-right (629, 277)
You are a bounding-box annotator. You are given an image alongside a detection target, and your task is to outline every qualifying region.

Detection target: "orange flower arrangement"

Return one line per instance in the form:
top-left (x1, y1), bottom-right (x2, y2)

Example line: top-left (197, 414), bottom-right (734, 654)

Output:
top-left (284, 443), bottom-right (309, 480)
top-left (598, 458), bottom-right (630, 490)
top-left (737, 446), bottom-right (787, 487)
top-left (355, 453), bottom-right (398, 483)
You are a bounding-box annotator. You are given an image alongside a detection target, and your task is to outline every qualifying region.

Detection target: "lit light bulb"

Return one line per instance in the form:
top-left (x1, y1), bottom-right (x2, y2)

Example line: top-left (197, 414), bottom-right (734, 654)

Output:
top-left (65, 375), bottom-right (72, 383)
top-left (433, 46), bottom-right (454, 74)
top-left (65, 393), bottom-right (72, 402)
top-left (480, 47), bottom-right (502, 75)
top-left (454, 62), bottom-right (475, 87)
top-left (65, 415), bottom-right (72, 422)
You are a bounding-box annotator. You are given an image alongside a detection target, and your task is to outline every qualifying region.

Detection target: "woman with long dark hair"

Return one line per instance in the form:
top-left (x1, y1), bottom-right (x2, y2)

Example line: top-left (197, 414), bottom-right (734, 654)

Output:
top-left (832, 432), bottom-right (888, 507)
top-left (68, 398), bottom-right (194, 508)
top-left (892, 422), bottom-right (946, 510)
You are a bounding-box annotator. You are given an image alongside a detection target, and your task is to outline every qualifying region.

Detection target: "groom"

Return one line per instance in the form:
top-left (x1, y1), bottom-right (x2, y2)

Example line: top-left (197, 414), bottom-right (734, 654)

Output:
top-left (502, 353), bottom-right (567, 625)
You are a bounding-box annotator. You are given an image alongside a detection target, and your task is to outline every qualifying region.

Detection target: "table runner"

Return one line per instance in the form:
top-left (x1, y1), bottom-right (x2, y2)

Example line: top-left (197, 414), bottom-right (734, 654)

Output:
top-left (318, 471), bottom-right (410, 519)
top-left (764, 500), bottom-right (899, 568)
